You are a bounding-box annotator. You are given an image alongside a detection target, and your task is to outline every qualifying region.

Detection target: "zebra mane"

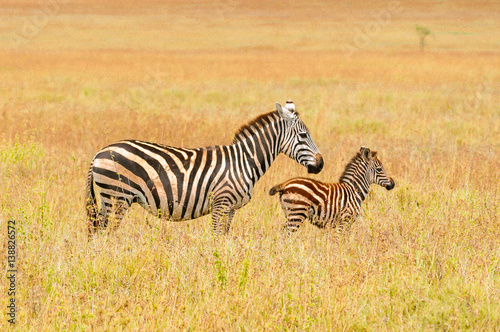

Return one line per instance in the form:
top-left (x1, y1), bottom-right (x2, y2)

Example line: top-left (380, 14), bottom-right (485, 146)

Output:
top-left (232, 111), bottom-right (280, 144)
top-left (339, 151), bottom-right (378, 182)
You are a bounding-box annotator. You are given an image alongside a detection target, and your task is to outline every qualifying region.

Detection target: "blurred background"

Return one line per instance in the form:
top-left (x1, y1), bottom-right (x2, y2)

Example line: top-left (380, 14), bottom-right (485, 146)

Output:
top-left (0, 0), bottom-right (498, 330)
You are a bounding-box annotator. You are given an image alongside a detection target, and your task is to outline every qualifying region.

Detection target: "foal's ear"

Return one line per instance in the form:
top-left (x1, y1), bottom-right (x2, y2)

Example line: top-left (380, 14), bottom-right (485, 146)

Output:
top-left (360, 146), bottom-right (372, 161)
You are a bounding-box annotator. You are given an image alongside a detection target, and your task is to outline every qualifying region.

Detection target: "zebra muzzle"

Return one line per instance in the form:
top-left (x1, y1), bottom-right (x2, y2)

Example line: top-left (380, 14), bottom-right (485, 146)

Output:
top-left (307, 153), bottom-right (324, 174)
top-left (386, 178), bottom-right (395, 190)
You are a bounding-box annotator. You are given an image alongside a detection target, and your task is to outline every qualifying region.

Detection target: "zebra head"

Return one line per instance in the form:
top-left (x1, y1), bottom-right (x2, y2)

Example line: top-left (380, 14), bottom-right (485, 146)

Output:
top-left (360, 146), bottom-right (395, 190)
top-left (276, 100), bottom-right (324, 174)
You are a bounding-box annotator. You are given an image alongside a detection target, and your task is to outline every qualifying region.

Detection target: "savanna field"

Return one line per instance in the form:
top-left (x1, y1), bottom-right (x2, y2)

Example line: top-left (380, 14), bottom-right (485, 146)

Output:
top-left (0, 0), bottom-right (499, 330)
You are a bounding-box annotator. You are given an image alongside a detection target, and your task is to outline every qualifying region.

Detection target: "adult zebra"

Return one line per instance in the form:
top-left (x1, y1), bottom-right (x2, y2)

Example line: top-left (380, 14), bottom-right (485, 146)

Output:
top-left (269, 146), bottom-right (394, 233)
top-left (86, 100), bottom-right (323, 235)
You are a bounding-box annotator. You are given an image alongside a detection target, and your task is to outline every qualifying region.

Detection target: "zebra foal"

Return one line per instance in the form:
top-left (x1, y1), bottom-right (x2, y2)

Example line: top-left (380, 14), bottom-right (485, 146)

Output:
top-left (86, 100), bottom-right (323, 235)
top-left (269, 146), bottom-right (394, 233)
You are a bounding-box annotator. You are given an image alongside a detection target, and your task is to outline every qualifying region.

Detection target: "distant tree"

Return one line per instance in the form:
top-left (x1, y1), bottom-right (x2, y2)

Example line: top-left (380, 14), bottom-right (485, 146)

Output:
top-left (416, 25), bottom-right (431, 51)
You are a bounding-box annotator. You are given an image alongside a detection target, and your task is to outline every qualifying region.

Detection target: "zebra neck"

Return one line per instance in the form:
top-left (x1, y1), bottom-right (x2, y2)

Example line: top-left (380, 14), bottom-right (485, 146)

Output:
top-left (340, 167), bottom-right (371, 201)
top-left (343, 180), bottom-right (369, 201)
top-left (231, 113), bottom-right (284, 186)
top-left (234, 136), bottom-right (279, 185)
top-left (356, 181), bottom-right (370, 201)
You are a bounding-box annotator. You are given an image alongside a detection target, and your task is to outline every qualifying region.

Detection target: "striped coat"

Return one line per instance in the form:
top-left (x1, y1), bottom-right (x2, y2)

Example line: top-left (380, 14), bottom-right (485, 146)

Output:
top-left (87, 101), bottom-right (323, 235)
top-left (270, 146), bottom-right (394, 233)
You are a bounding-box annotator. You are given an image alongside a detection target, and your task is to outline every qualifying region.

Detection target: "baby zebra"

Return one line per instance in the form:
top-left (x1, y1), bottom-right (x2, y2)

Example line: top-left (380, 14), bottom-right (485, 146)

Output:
top-left (269, 146), bottom-right (395, 233)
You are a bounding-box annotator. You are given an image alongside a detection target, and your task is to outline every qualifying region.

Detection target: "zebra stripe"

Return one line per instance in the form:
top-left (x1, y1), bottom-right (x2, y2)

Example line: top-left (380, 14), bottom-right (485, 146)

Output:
top-left (269, 146), bottom-right (395, 233)
top-left (86, 101), bottom-right (324, 235)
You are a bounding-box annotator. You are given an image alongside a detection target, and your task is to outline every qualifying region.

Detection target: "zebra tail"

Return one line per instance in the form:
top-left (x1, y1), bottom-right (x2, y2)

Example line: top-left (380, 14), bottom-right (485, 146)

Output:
top-left (269, 184), bottom-right (285, 196)
top-left (86, 161), bottom-right (98, 234)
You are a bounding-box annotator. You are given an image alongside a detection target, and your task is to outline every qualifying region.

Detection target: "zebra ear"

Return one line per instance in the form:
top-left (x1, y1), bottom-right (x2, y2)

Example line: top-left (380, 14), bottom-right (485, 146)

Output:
top-left (360, 146), bottom-right (372, 161)
top-left (276, 102), bottom-right (296, 122)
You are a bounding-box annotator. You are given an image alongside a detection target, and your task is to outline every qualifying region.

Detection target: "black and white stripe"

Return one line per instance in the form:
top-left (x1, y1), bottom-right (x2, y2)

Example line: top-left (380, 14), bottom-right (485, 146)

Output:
top-left (86, 101), bottom-right (323, 235)
top-left (269, 146), bottom-right (395, 233)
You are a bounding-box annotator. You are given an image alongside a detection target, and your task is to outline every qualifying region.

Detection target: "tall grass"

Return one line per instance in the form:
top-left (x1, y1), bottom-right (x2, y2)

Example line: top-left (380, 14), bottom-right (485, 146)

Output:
top-left (0, 0), bottom-right (499, 330)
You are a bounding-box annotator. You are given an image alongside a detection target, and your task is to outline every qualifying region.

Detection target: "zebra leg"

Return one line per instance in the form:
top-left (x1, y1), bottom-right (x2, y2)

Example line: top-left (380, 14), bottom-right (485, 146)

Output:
top-left (328, 218), bottom-right (346, 242)
top-left (211, 199), bottom-right (232, 234)
top-left (280, 197), bottom-right (309, 232)
top-left (87, 198), bottom-right (101, 236)
top-left (285, 207), bottom-right (308, 232)
top-left (336, 219), bottom-right (346, 235)
top-left (336, 215), bottom-right (355, 236)
top-left (107, 198), bottom-right (131, 231)
top-left (93, 204), bottom-right (109, 232)
top-left (286, 216), bottom-right (306, 232)
top-left (344, 216), bottom-right (358, 234)
top-left (94, 194), bottom-right (131, 233)
top-left (223, 209), bottom-right (236, 234)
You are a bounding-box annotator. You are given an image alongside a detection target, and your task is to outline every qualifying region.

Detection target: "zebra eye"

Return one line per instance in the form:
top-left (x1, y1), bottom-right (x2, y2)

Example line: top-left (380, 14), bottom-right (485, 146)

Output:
top-left (298, 132), bottom-right (308, 139)
top-left (376, 167), bottom-right (383, 172)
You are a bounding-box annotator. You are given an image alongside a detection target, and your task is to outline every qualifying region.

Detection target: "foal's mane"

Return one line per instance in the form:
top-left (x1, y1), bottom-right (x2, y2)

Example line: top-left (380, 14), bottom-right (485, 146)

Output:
top-left (339, 150), bottom-right (378, 182)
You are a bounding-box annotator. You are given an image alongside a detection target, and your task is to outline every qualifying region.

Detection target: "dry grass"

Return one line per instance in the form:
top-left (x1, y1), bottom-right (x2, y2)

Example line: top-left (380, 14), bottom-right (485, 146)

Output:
top-left (0, 0), bottom-right (499, 330)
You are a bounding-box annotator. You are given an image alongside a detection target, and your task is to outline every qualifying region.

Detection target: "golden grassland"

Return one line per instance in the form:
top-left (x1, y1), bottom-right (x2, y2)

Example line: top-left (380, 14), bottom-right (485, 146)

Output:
top-left (0, 0), bottom-right (499, 330)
